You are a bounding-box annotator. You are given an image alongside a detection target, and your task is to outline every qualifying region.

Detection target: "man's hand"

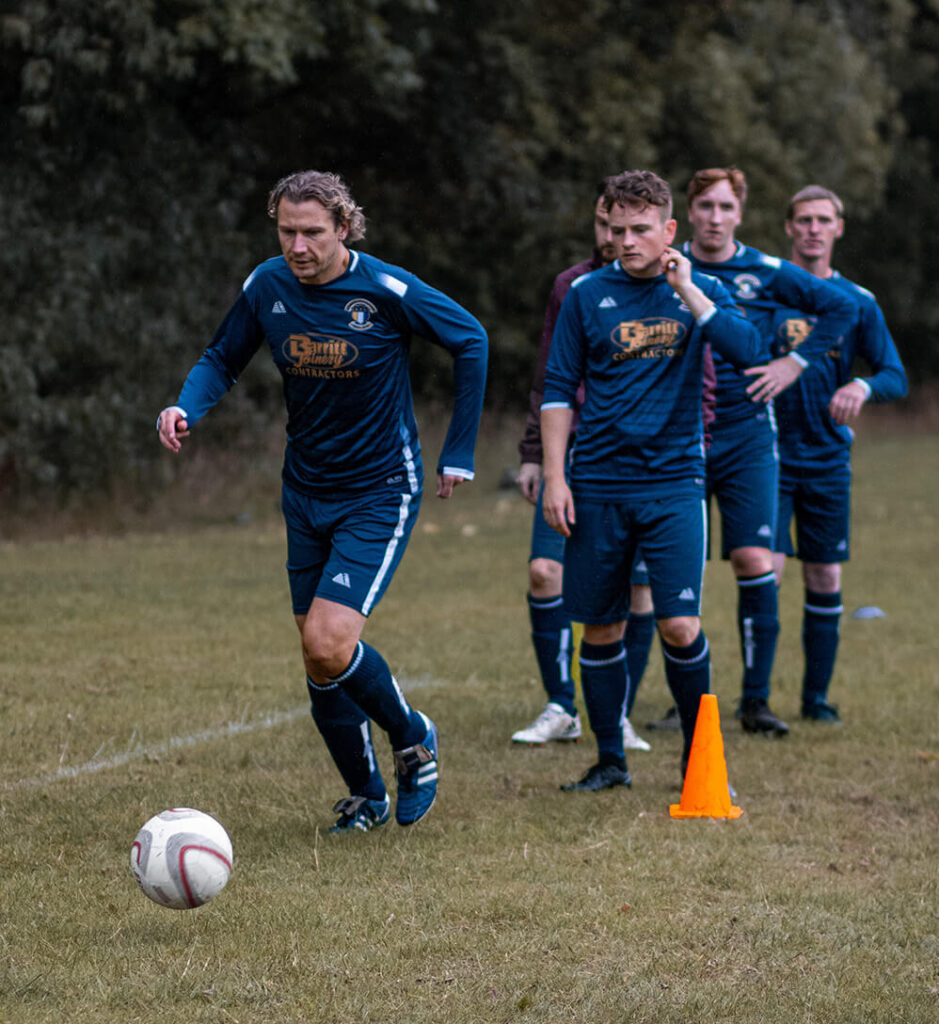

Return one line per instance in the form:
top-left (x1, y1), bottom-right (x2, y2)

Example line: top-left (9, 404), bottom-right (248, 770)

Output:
top-left (436, 474), bottom-right (466, 499)
top-left (157, 407), bottom-right (190, 452)
top-left (744, 356), bottom-right (804, 404)
top-left (661, 246), bottom-right (693, 291)
top-left (542, 476), bottom-right (575, 537)
top-left (828, 380), bottom-right (868, 425)
top-left (517, 462), bottom-right (542, 504)
top-left (661, 247), bottom-right (714, 320)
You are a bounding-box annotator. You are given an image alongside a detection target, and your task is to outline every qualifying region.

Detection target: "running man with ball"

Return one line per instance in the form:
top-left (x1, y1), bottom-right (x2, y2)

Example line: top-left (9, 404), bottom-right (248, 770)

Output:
top-left (158, 170), bottom-right (488, 833)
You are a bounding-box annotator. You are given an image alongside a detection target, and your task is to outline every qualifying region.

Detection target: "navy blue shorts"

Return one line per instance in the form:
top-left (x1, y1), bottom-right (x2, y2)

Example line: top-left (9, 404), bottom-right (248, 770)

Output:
top-left (529, 482), bottom-right (567, 563)
top-left (630, 553), bottom-right (650, 587)
top-left (706, 411), bottom-right (779, 558)
top-left (562, 490), bottom-right (706, 624)
top-left (776, 461), bottom-right (851, 563)
top-left (530, 482), bottom-right (649, 586)
top-left (282, 480), bottom-right (422, 617)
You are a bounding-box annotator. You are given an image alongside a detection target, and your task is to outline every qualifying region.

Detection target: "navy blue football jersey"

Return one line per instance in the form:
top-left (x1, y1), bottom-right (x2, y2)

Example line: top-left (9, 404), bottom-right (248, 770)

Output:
top-left (682, 242), bottom-right (858, 426)
top-left (542, 262), bottom-right (760, 500)
top-left (770, 271), bottom-right (907, 468)
top-left (175, 250), bottom-right (488, 496)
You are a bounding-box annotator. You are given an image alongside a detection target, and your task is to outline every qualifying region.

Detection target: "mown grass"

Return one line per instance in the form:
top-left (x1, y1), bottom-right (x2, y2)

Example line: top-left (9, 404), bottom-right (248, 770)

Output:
top-left (0, 418), bottom-right (937, 1023)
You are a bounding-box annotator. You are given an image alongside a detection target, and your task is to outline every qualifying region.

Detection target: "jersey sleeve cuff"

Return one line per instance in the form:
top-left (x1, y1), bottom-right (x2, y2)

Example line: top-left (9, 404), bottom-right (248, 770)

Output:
top-left (439, 466), bottom-right (475, 480)
top-left (852, 377), bottom-right (872, 398)
top-left (787, 351), bottom-right (808, 369)
top-left (156, 406), bottom-right (188, 431)
top-left (540, 400), bottom-right (573, 411)
top-left (696, 305), bottom-right (717, 326)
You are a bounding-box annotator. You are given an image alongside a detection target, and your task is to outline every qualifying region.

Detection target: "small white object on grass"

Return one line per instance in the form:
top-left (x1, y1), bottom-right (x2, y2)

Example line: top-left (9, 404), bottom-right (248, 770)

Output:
top-left (851, 606), bottom-right (887, 620)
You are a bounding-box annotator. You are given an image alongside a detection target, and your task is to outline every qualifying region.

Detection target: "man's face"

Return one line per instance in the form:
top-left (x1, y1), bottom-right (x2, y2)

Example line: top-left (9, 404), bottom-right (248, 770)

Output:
top-left (687, 179), bottom-right (742, 259)
top-left (616, 202), bottom-right (677, 278)
top-left (786, 198), bottom-right (844, 264)
top-left (593, 197), bottom-right (630, 264)
top-left (277, 198), bottom-right (348, 285)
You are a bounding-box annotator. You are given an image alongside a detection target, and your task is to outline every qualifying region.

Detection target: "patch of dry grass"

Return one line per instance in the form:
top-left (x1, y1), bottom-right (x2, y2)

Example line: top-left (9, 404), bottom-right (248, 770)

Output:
top-left (0, 424), bottom-right (937, 1023)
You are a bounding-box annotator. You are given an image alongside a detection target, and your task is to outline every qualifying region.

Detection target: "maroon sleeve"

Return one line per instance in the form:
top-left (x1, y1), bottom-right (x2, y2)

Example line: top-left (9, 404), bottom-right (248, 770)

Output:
top-left (518, 279), bottom-right (565, 464)
top-left (518, 257), bottom-right (597, 464)
top-left (701, 342), bottom-right (717, 450)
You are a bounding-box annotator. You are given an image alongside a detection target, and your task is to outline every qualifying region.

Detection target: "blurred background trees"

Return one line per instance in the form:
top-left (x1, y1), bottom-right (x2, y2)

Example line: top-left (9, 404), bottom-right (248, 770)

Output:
top-left (2, 0), bottom-right (936, 497)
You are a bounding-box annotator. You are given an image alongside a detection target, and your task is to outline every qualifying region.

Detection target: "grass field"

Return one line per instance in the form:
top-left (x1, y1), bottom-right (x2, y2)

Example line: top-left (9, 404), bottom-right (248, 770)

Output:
top-left (1, 418), bottom-right (937, 1023)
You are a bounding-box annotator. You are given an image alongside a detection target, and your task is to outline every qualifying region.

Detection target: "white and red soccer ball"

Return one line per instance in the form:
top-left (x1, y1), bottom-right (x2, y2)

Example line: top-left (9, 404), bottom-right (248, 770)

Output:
top-left (131, 808), bottom-right (233, 910)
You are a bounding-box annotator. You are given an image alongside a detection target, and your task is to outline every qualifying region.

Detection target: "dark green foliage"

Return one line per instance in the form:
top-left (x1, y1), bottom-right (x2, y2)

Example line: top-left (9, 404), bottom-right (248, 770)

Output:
top-left (0, 0), bottom-right (934, 497)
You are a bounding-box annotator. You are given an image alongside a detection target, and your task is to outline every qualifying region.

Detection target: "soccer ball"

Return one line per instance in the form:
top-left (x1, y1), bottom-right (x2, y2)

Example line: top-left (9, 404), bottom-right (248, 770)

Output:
top-left (131, 808), bottom-right (233, 910)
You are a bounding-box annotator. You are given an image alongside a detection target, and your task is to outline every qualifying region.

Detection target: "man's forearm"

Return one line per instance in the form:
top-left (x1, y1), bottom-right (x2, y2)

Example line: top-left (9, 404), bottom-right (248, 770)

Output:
top-left (673, 279), bottom-right (715, 322)
top-left (540, 405), bottom-right (574, 481)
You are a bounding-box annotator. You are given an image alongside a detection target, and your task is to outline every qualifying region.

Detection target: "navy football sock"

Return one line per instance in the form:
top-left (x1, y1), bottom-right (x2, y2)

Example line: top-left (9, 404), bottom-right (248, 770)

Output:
top-left (624, 611), bottom-right (655, 716)
top-left (661, 631), bottom-right (711, 762)
top-left (737, 573), bottom-right (780, 702)
top-left (528, 593), bottom-right (576, 715)
top-left (307, 678), bottom-right (386, 801)
top-left (329, 641), bottom-right (425, 749)
top-left (578, 639), bottom-right (628, 761)
top-left (802, 589), bottom-right (842, 707)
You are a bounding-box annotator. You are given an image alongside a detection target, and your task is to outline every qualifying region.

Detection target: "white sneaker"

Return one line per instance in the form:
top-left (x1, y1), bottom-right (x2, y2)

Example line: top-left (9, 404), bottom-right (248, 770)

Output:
top-left (512, 703), bottom-right (582, 744)
top-left (622, 716), bottom-right (651, 752)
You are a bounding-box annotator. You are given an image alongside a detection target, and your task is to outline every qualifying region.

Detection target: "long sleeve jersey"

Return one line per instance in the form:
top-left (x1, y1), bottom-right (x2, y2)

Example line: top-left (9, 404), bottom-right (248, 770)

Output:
top-left (681, 241), bottom-right (858, 427)
top-left (542, 262), bottom-right (761, 500)
top-left (174, 250), bottom-right (489, 497)
top-left (519, 253), bottom-right (717, 464)
top-left (770, 271), bottom-right (907, 469)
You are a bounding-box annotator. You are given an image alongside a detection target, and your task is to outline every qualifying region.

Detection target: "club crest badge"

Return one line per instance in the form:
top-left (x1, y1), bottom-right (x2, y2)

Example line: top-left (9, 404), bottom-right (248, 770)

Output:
top-left (732, 273), bottom-right (762, 300)
top-left (345, 298), bottom-right (378, 331)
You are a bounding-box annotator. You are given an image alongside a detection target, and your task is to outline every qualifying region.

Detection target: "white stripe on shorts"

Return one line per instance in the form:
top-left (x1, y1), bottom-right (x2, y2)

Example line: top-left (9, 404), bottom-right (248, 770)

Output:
top-left (362, 492), bottom-right (414, 617)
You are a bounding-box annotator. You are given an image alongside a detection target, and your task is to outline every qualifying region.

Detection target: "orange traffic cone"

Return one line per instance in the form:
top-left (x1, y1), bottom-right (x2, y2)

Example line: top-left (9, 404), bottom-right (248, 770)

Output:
top-left (669, 693), bottom-right (743, 819)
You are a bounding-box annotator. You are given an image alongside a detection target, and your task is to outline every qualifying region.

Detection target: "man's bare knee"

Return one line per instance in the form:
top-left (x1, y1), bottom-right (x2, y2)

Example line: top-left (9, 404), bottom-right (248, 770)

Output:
top-left (301, 619), bottom-right (359, 677)
top-left (582, 621), bottom-right (626, 645)
top-left (529, 557), bottom-right (563, 597)
top-left (803, 562), bottom-right (841, 593)
top-left (730, 546), bottom-right (773, 577)
top-left (657, 616), bottom-right (700, 648)
top-left (299, 600), bottom-right (366, 683)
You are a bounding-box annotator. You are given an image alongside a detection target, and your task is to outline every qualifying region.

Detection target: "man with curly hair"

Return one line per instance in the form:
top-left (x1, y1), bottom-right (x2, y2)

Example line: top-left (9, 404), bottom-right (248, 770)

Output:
top-left (158, 170), bottom-right (488, 833)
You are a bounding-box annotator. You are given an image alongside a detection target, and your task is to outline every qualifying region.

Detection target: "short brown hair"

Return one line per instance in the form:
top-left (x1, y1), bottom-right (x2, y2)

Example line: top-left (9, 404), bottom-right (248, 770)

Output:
top-left (601, 170), bottom-right (673, 220)
top-left (267, 170), bottom-right (367, 242)
top-left (786, 185), bottom-right (844, 221)
top-left (686, 166), bottom-right (748, 209)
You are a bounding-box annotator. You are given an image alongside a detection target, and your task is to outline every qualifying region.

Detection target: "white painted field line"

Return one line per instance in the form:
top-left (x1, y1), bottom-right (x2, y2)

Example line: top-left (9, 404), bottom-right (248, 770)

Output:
top-left (7, 676), bottom-right (439, 792)
top-left (6, 707), bottom-right (307, 792)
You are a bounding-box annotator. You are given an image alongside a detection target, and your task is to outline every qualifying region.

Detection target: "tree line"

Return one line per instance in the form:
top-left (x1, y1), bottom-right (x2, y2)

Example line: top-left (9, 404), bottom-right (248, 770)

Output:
top-left (2, 0), bottom-right (936, 497)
